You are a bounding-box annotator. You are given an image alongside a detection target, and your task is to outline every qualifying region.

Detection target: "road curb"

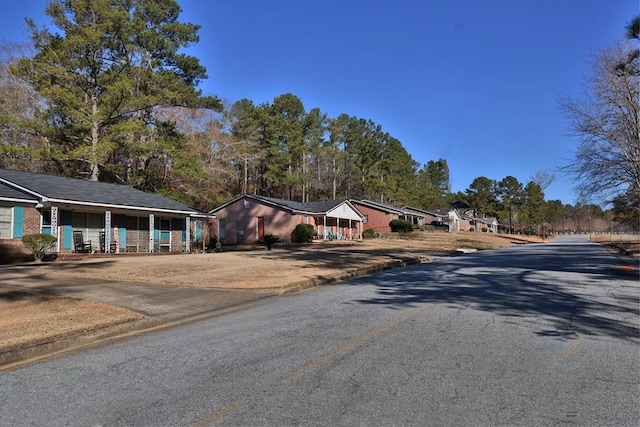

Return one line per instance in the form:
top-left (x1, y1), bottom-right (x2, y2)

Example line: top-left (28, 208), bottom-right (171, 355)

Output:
top-left (0, 255), bottom-right (432, 371)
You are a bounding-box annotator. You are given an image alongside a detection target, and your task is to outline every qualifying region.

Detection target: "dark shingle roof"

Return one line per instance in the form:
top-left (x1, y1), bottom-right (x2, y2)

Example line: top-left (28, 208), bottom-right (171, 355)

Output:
top-left (0, 181), bottom-right (37, 202)
top-left (351, 199), bottom-right (408, 215)
top-left (0, 168), bottom-right (201, 214)
top-left (253, 195), bottom-right (343, 213)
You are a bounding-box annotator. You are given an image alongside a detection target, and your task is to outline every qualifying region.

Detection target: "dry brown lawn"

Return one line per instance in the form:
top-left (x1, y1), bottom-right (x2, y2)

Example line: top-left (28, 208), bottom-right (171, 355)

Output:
top-left (38, 231), bottom-right (543, 289)
top-left (0, 289), bottom-right (142, 352)
top-left (1, 231), bottom-right (543, 355)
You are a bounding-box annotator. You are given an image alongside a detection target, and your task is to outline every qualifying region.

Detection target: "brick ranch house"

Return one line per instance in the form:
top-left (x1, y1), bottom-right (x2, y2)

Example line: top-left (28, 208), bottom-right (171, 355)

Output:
top-left (209, 194), bottom-right (365, 245)
top-left (350, 200), bottom-right (428, 233)
top-left (0, 168), bottom-right (211, 263)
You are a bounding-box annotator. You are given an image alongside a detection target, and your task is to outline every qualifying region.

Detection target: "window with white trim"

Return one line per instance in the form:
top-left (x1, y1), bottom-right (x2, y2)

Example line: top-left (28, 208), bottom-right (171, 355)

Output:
top-left (0, 207), bottom-right (12, 239)
top-left (41, 210), bottom-right (52, 235)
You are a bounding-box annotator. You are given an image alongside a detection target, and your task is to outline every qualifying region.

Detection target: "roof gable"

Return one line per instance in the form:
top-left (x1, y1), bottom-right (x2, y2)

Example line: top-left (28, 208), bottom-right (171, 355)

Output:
top-left (326, 200), bottom-right (365, 220)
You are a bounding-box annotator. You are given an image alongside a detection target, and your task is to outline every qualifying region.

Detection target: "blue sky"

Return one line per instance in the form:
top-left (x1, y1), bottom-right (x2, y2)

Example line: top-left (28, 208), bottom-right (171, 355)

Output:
top-left (1, 1), bottom-right (638, 205)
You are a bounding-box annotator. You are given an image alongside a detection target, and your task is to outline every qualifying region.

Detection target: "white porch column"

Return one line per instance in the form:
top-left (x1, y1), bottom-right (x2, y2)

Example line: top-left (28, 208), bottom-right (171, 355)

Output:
top-left (149, 214), bottom-right (155, 253)
top-left (51, 206), bottom-right (59, 252)
top-left (185, 216), bottom-right (191, 253)
top-left (105, 210), bottom-right (112, 253)
top-left (323, 216), bottom-right (327, 239)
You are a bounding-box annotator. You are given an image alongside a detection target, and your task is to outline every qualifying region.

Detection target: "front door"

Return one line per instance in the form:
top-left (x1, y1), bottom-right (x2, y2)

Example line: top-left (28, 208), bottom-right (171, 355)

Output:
top-left (257, 217), bottom-right (264, 239)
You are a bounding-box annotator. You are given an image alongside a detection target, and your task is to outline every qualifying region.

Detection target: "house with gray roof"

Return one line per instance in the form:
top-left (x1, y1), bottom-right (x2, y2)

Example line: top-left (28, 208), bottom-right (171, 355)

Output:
top-left (0, 168), bottom-right (211, 261)
top-left (402, 206), bottom-right (460, 231)
top-left (349, 200), bottom-right (428, 233)
top-left (209, 194), bottom-right (365, 245)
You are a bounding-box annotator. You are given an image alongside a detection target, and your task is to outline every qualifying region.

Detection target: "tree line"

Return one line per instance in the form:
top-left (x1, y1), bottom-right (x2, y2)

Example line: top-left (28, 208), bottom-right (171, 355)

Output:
top-left (0, 1), bottom-right (637, 232)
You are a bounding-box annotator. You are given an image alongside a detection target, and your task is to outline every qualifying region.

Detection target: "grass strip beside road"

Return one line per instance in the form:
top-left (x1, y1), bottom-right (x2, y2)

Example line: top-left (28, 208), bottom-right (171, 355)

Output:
top-left (0, 288), bottom-right (143, 351)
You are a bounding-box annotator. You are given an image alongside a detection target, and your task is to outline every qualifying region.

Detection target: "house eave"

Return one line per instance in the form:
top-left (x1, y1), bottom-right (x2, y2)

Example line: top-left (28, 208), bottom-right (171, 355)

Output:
top-left (0, 197), bottom-right (38, 205)
top-left (45, 198), bottom-right (200, 216)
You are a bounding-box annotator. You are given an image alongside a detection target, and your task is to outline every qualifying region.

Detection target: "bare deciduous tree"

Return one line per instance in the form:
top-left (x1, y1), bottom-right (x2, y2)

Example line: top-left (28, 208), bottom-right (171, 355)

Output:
top-left (531, 170), bottom-right (556, 191)
top-left (0, 41), bottom-right (47, 171)
top-left (560, 40), bottom-right (640, 208)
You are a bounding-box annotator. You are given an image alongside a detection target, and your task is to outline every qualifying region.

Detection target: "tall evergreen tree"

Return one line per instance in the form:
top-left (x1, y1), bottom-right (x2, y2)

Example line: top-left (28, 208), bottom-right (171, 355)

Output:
top-left (416, 159), bottom-right (450, 209)
top-left (466, 176), bottom-right (499, 217)
top-left (497, 175), bottom-right (524, 233)
top-left (302, 107), bottom-right (328, 202)
top-left (377, 136), bottom-right (418, 205)
top-left (523, 181), bottom-right (545, 234)
top-left (12, 0), bottom-right (219, 184)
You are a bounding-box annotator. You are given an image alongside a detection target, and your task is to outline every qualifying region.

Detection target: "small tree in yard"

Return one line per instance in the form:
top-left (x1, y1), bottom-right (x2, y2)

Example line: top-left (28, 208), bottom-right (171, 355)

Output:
top-left (257, 234), bottom-right (281, 250)
top-left (22, 233), bottom-right (57, 261)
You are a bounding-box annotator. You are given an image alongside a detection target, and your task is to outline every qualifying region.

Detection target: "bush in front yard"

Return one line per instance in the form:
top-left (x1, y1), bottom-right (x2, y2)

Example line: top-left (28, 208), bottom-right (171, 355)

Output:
top-left (362, 229), bottom-right (377, 239)
top-left (22, 233), bottom-right (57, 261)
top-left (207, 235), bottom-right (223, 252)
top-left (293, 223), bottom-right (314, 243)
top-left (390, 219), bottom-right (413, 233)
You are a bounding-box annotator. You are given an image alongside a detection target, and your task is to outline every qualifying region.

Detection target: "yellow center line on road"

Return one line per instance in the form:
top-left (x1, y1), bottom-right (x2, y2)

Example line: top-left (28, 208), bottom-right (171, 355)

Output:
top-left (280, 303), bottom-right (427, 383)
top-left (561, 336), bottom-right (584, 359)
top-left (189, 403), bottom-right (239, 427)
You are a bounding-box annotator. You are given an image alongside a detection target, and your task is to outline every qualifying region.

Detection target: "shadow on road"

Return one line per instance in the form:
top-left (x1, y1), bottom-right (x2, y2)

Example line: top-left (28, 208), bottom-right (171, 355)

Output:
top-left (349, 242), bottom-right (640, 342)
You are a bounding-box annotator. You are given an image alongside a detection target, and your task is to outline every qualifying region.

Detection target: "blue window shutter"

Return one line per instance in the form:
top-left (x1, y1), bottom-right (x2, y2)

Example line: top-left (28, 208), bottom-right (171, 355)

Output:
top-left (13, 207), bottom-right (24, 238)
top-left (196, 220), bottom-right (202, 241)
top-left (119, 215), bottom-right (127, 248)
top-left (182, 218), bottom-right (186, 241)
top-left (63, 210), bottom-right (73, 249)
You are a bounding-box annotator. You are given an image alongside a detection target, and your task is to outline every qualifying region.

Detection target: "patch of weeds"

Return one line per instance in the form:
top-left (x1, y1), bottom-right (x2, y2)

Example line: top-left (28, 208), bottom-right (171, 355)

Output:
top-left (456, 239), bottom-right (493, 250)
top-left (610, 242), bottom-right (640, 256)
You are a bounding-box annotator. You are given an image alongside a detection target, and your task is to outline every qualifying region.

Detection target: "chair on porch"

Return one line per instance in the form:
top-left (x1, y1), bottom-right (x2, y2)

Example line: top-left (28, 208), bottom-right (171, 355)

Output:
top-left (99, 231), bottom-right (117, 253)
top-left (73, 230), bottom-right (92, 253)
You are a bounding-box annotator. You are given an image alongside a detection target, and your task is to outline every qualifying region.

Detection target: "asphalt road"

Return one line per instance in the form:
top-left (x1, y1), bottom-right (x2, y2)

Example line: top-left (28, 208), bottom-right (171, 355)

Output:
top-left (0, 235), bottom-right (638, 426)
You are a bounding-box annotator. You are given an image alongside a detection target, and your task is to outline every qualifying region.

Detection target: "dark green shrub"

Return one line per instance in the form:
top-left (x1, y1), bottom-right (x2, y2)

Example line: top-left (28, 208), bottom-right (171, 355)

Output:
top-left (481, 227), bottom-right (488, 233)
top-left (22, 233), bottom-right (57, 261)
top-left (293, 223), bottom-right (314, 243)
top-left (363, 229), bottom-right (377, 239)
top-left (258, 233), bottom-right (281, 250)
top-left (390, 219), bottom-right (413, 233)
top-left (207, 235), bottom-right (221, 252)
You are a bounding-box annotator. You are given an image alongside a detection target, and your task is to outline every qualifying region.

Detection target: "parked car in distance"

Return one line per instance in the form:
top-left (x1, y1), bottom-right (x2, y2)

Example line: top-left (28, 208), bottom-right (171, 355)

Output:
top-left (430, 221), bottom-right (450, 231)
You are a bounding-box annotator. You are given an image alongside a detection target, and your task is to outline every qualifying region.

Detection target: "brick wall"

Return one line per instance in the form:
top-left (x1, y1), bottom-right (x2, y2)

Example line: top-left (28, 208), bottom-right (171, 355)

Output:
top-left (0, 207), bottom-right (43, 264)
top-left (0, 239), bottom-right (32, 263)
top-left (214, 198), bottom-right (299, 245)
top-left (23, 207), bottom-right (41, 235)
top-left (353, 205), bottom-right (394, 233)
